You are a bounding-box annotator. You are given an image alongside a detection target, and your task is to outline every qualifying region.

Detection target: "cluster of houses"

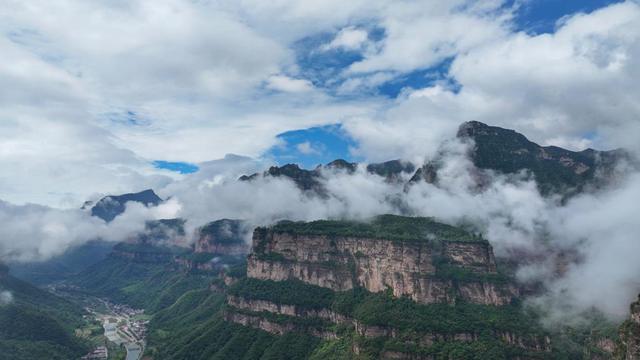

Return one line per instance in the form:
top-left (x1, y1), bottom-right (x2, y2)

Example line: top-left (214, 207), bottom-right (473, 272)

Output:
top-left (81, 346), bottom-right (107, 359)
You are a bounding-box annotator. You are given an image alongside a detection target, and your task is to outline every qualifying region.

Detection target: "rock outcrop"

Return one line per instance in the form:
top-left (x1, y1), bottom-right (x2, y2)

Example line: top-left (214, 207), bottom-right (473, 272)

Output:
top-left (227, 296), bottom-right (350, 324)
top-left (247, 216), bottom-right (516, 305)
top-left (223, 310), bottom-right (337, 339)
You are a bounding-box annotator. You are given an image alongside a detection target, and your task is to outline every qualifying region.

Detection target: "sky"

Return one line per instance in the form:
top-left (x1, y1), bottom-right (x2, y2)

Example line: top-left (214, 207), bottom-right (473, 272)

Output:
top-left (2, 0), bottom-right (640, 320)
top-left (1, 0), bottom-right (638, 207)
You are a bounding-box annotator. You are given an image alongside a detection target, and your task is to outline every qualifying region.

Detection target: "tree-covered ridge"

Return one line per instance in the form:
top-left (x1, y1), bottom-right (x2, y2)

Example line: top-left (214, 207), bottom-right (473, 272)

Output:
top-left (457, 121), bottom-right (631, 196)
top-left (228, 278), bottom-right (335, 310)
top-left (0, 272), bottom-right (89, 360)
top-left (269, 214), bottom-right (484, 243)
top-left (113, 242), bottom-right (190, 254)
top-left (73, 256), bottom-right (214, 312)
top-left (146, 289), bottom-right (321, 360)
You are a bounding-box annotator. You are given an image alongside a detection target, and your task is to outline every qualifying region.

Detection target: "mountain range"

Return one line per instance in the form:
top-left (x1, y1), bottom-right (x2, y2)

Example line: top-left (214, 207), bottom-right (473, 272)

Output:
top-left (4, 121), bottom-right (640, 360)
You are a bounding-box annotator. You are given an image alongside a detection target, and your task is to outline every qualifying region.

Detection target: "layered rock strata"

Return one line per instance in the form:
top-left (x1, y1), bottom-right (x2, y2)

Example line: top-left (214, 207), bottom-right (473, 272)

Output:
top-left (247, 227), bottom-right (517, 305)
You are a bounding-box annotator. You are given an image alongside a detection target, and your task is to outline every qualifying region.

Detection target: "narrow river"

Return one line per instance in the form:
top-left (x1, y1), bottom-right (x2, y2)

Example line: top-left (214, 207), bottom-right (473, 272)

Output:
top-left (125, 343), bottom-right (142, 360)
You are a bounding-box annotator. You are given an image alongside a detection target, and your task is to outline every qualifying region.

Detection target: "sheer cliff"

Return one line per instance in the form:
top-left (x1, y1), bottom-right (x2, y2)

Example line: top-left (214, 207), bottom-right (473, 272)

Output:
top-left (220, 215), bottom-right (551, 359)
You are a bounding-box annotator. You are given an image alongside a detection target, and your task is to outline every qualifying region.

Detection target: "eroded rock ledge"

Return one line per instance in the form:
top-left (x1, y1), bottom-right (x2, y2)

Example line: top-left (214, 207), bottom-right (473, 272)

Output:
top-left (224, 297), bottom-right (550, 353)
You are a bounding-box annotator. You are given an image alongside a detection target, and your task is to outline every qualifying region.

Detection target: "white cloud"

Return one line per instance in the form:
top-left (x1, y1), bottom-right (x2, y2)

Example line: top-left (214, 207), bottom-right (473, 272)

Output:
top-left (3, 0), bottom-right (639, 209)
top-left (0, 198), bottom-right (181, 262)
top-left (266, 75), bottom-right (314, 93)
top-left (322, 26), bottom-right (369, 51)
top-left (296, 141), bottom-right (320, 155)
top-left (348, 1), bottom-right (510, 73)
top-left (345, 1), bottom-right (640, 161)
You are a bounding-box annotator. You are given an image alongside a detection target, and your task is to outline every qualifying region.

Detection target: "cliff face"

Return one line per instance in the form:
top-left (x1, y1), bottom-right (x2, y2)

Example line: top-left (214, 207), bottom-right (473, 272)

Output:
top-left (227, 296), bottom-right (350, 324)
top-left (194, 219), bottom-right (249, 256)
top-left (217, 216), bottom-right (550, 358)
top-left (247, 228), bottom-right (516, 305)
top-left (617, 295), bottom-right (640, 359)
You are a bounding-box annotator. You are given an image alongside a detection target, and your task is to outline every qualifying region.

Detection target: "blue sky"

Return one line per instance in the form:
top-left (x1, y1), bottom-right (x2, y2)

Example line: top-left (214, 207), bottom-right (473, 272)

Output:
top-left (264, 125), bottom-right (361, 169)
top-left (512, 0), bottom-right (624, 34)
top-left (153, 160), bottom-right (199, 174)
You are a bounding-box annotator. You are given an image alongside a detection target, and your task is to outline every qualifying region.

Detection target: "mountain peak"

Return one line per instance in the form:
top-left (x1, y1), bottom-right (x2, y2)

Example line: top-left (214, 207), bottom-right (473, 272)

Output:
top-left (323, 159), bottom-right (357, 172)
top-left (454, 121), bottom-right (627, 196)
top-left (457, 121), bottom-right (529, 144)
top-left (90, 189), bottom-right (163, 222)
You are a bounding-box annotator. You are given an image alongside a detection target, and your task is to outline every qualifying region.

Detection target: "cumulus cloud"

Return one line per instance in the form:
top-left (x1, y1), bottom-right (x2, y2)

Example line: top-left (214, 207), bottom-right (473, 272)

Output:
top-left (4, 0), bottom-right (639, 208)
top-left (322, 26), bottom-right (369, 51)
top-left (346, 2), bottom-right (640, 161)
top-left (266, 75), bottom-right (315, 93)
top-left (348, 1), bottom-right (510, 74)
top-left (296, 141), bottom-right (322, 155)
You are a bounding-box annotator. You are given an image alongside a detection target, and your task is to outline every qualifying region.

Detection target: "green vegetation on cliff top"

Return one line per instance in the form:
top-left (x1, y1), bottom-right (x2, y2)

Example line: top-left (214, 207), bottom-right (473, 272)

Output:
top-left (269, 214), bottom-right (483, 243)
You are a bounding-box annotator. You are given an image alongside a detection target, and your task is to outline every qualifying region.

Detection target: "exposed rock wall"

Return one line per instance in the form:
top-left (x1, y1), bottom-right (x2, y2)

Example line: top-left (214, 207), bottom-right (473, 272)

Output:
top-left (353, 321), bottom-right (550, 351)
top-left (247, 230), bottom-right (517, 305)
top-left (223, 310), bottom-right (337, 339)
top-left (227, 296), bottom-right (350, 324)
top-left (225, 295), bottom-right (549, 353)
top-left (195, 235), bottom-right (249, 256)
